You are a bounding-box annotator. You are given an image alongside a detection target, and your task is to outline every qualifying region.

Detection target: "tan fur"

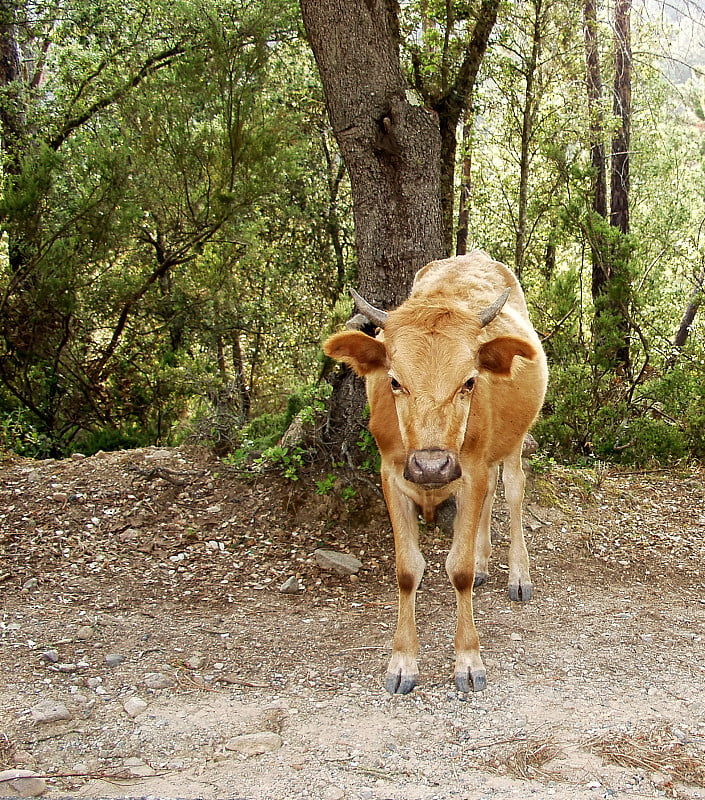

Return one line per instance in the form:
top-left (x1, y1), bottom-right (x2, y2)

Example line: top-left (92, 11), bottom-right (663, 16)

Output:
top-left (323, 251), bottom-right (548, 694)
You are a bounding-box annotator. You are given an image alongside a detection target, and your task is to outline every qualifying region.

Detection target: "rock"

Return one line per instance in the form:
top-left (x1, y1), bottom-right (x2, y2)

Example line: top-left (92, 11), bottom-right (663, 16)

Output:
top-left (22, 578), bottom-right (38, 591)
top-left (105, 653), bottom-right (125, 667)
top-left (186, 653), bottom-right (206, 670)
top-left (143, 671), bottom-right (177, 689)
top-left (30, 700), bottom-right (71, 723)
top-left (123, 697), bottom-right (148, 717)
top-left (70, 452), bottom-right (86, 461)
top-left (225, 731), bottom-right (283, 756)
top-left (55, 663), bottom-right (77, 673)
top-left (0, 770), bottom-right (47, 797)
top-left (322, 787), bottom-right (345, 800)
top-left (522, 433), bottom-right (539, 457)
top-left (314, 549), bottom-right (361, 576)
top-left (279, 576), bottom-right (301, 594)
top-left (122, 757), bottom-right (155, 778)
top-left (40, 650), bottom-right (59, 664)
top-left (75, 625), bottom-right (93, 640)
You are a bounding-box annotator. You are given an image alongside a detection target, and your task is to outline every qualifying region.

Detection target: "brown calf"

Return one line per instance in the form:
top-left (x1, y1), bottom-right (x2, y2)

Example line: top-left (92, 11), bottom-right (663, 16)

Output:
top-left (323, 251), bottom-right (548, 694)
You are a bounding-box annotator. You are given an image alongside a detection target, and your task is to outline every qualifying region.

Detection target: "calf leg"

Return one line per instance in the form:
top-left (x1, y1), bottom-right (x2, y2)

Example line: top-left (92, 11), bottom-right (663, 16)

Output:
top-left (473, 463), bottom-right (499, 587)
top-left (382, 474), bottom-right (426, 695)
top-left (502, 450), bottom-right (532, 602)
top-left (446, 471), bottom-right (488, 692)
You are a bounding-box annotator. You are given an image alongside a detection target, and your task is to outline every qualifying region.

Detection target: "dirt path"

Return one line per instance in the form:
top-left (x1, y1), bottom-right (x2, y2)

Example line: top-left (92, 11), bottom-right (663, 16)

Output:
top-left (1, 447), bottom-right (704, 799)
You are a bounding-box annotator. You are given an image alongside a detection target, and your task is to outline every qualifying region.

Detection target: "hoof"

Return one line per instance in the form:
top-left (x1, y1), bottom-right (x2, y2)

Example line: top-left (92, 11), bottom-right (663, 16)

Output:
top-left (385, 670), bottom-right (418, 695)
top-left (508, 581), bottom-right (532, 602)
top-left (454, 668), bottom-right (487, 693)
top-left (473, 571), bottom-right (489, 588)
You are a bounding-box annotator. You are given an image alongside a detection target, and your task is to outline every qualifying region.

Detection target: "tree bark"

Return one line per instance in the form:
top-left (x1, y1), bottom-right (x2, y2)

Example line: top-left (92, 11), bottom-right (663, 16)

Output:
top-left (583, 0), bottom-right (608, 300)
top-left (665, 266), bottom-right (704, 370)
top-left (609, 0), bottom-right (632, 373)
top-left (515, 0), bottom-right (543, 283)
top-left (301, 0), bottom-right (446, 450)
top-left (455, 109), bottom-right (473, 256)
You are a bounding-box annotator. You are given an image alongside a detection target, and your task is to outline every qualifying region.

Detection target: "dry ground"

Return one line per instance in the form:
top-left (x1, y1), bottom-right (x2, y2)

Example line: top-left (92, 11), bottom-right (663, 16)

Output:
top-left (1, 445), bottom-right (704, 799)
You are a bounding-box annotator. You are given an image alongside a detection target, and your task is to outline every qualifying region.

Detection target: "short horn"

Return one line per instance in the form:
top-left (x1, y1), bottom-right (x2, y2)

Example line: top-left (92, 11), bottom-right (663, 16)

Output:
top-left (350, 288), bottom-right (389, 328)
top-left (480, 287), bottom-right (511, 327)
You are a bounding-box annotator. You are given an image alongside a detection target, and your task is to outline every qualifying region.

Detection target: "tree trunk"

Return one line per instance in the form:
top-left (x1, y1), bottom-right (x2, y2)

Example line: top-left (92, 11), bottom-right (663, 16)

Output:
top-left (515, 0), bottom-right (543, 284)
top-left (609, 0), bottom-right (632, 373)
top-left (301, 0), bottom-right (445, 450)
top-left (583, 0), bottom-right (608, 299)
top-left (456, 110), bottom-right (473, 256)
top-left (665, 266), bottom-right (704, 370)
top-left (422, 0), bottom-right (500, 256)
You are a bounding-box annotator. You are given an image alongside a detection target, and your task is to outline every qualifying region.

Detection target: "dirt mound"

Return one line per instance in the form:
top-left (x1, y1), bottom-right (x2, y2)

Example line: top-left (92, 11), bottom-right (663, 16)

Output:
top-left (1, 447), bottom-right (704, 799)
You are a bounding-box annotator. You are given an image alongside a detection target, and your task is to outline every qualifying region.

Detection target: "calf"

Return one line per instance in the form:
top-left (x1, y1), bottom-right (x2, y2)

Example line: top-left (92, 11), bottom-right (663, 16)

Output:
top-left (324, 251), bottom-right (548, 694)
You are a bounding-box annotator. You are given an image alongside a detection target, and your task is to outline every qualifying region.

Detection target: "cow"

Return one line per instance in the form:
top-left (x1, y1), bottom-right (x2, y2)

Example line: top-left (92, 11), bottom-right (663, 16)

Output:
top-left (323, 251), bottom-right (548, 695)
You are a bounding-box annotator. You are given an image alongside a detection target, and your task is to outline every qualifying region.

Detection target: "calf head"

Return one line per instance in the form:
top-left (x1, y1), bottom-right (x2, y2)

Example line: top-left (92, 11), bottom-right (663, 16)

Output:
top-left (324, 290), bottom-right (537, 487)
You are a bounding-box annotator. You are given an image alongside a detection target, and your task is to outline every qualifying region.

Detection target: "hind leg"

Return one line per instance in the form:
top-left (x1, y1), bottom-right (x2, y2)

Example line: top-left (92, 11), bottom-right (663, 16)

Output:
top-left (473, 464), bottom-right (498, 588)
top-left (502, 450), bottom-right (532, 601)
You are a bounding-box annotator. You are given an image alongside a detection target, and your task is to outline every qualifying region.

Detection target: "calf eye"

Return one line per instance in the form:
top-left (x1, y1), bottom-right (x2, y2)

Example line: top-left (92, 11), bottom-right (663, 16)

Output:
top-left (390, 377), bottom-right (402, 392)
top-left (462, 377), bottom-right (475, 393)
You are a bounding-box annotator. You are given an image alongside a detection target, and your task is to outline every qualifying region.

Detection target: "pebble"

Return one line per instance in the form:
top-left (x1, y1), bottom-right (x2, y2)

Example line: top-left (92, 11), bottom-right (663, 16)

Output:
top-left (280, 576), bottom-right (302, 593)
top-left (224, 731), bottom-right (283, 755)
top-left (55, 663), bottom-right (77, 673)
top-left (76, 625), bottom-right (93, 640)
top-left (314, 549), bottom-right (362, 576)
top-left (105, 653), bottom-right (125, 667)
top-left (122, 757), bottom-right (155, 778)
top-left (143, 671), bottom-right (177, 689)
top-left (321, 787), bottom-right (345, 800)
top-left (186, 653), bottom-right (206, 670)
top-left (123, 697), bottom-right (148, 717)
top-left (30, 700), bottom-right (71, 723)
top-left (40, 650), bottom-right (59, 664)
top-left (0, 769), bottom-right (47, 798)
top-left (22, 578), bottom-right (38, 591)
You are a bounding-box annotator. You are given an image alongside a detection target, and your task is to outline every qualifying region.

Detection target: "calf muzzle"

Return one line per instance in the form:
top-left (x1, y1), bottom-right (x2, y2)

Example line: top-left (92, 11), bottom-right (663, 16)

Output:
top-left (404, 449), bottom-right (461, 486)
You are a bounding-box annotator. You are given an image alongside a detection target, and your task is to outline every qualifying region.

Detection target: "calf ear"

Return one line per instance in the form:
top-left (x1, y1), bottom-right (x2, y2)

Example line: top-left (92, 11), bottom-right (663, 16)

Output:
top-left (478, 336), bottom-right (537, 376)
top-left (323, 331), bottom-right (388, 376)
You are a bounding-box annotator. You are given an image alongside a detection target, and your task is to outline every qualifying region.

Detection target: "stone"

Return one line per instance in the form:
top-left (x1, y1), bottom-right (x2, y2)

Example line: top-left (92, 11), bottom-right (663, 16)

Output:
top-left (225, 731), bottom-right (283, 756)
top-left (105, 653), bottom-right (125, 667)
top-left (122, 757), bottom-right (156, 778)
top-left (40, 650), bottom-right (59, 664)
top-left (0, 770), bottom-right (47, 798)
top-left (186, 654), bottom-right (206, 670)
top-left (321, 787), bottom-right (345, 800)
top-left (22, 578), bottom-right (38, 591)
top-left (75, 625), bottom-right (93, 640)
top-left (314, 549), bottom-right (361, 576)
top-left (143, 671), bottom-right (177, 689)
top-left (123, 697), bottom-right (148, 717)
top-left (30, 700), bottom-right (71, 723)
top-left (279, 576), bottom-right (301, 593)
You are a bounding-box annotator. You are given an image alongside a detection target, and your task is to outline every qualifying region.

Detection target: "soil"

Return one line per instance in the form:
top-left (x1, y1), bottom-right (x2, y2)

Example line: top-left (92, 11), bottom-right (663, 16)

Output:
top-left (1, 445), bottom-right (704, 800)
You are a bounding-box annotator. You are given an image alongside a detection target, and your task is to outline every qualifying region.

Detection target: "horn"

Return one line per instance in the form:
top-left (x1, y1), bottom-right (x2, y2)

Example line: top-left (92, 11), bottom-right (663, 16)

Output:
top-left (480, 287), bottom-right (511, 328)
top-left (350, 288), bottom-right (389, 328)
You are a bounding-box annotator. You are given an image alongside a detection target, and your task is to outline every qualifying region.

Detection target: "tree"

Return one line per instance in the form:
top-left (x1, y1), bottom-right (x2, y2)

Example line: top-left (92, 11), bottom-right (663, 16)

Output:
top-left (582, 0), bottom-right (633, 374)
top-left (300, 0), bottom-right (498, 449)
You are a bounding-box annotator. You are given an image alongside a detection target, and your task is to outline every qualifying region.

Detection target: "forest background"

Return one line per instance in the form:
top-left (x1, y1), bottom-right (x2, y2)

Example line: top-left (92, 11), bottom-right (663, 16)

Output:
top-left (1, 0), bottom-right (704, 469)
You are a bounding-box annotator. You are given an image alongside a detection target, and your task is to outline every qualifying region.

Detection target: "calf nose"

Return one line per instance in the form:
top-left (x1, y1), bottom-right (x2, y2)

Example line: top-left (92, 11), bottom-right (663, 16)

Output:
top-left (404, 449), bottom-right (461, 486)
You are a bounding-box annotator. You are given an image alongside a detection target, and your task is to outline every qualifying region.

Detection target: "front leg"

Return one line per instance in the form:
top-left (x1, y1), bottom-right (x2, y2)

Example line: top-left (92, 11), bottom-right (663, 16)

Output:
top-left (381, 470), bottom-right (425, 695)
top-left (446, 471), bottom-right (488, 692)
